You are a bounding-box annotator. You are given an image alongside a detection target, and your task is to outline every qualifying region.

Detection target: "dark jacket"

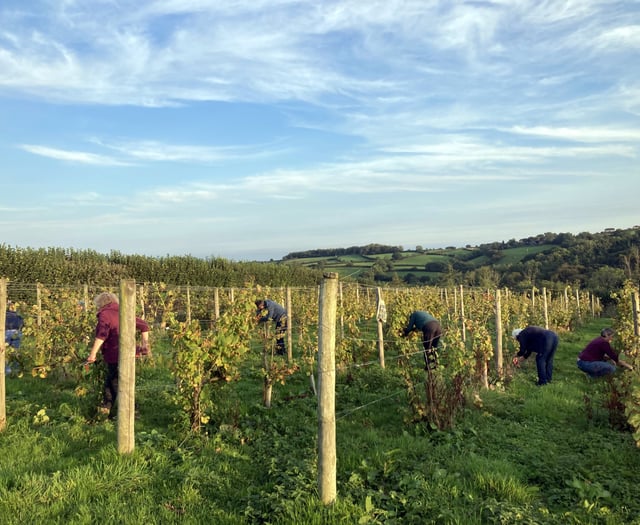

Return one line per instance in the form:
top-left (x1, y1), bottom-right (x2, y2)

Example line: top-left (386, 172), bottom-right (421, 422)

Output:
top-left (5, 311), bottom-right (24, 330)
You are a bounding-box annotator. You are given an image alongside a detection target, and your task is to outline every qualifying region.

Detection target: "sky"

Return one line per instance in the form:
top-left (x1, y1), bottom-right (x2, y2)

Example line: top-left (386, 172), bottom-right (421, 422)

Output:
top-left (1, 1), bottom-right (639, 262)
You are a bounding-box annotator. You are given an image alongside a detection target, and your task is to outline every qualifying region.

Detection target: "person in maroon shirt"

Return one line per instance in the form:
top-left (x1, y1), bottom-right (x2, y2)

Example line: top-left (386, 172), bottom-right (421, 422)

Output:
top-left (86, 292), bottom-right (150, 416)
top-left (577, 327), bottom-right (633, 378)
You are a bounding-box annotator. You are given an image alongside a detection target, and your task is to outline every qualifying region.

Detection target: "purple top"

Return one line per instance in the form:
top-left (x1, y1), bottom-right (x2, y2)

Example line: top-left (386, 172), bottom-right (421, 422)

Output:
top-left (95, 303), bottom-right (150, 364)
top-left (578, 336), bottom-right (618, 363)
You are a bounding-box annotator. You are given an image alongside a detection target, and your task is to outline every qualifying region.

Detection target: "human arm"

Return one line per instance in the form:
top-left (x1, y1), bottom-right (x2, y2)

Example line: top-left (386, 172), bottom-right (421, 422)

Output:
top-left (402, 312), bottom-right (416, 337)
top-left (618, 359), bottom-right (634, 370)
top-left (136, 318), bottom-right (151, 356)
top-left (86, 338), bottom-right (105, 363)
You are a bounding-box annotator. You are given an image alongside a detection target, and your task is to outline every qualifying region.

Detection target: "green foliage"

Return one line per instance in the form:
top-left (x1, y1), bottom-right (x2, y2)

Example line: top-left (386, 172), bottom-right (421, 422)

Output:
top-left (168, 288), bottom-right (255, 432)
top-left (0, 244), bottom-right (322, 295)
top-left (2, 319), bottom-right (640, 523)
top-left (20, 286), bottom-right (94, 380)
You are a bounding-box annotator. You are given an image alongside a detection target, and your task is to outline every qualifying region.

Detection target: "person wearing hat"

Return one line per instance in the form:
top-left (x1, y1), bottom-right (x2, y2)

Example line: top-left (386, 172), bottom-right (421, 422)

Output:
top-left (511, 326), bottom-right (559, 386)
top-left (577, 327), bottom-right (633, 377)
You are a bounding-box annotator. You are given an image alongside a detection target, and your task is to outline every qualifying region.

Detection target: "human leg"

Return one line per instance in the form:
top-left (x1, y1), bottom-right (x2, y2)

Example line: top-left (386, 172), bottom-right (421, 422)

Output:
top-left (275, 317), bottom-right (287, 355)
top-left (422, 321), bottom-right (442, 369)
top-left (535, 352), bottom-right (548, 385)
top-left (103, 362), bottom-right (119, 415)
top-left (577, 359), bottom-right (616, 377)
top-left (545, 333), bottom-right (558, 383)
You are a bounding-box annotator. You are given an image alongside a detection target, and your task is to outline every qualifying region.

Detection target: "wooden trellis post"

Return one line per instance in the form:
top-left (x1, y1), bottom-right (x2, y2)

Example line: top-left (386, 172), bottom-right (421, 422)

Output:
top-left (459, 285), bottom-right (466, 343)
top-left (286, 286), bottom-right (292, 361)
top-left (375, 287), bottom-right (386, 369)
top-left (495, 289), bottom-right (503, 378)
top-left (543, 287), bottom-right (549, 329)
top-left (186, 285), bottom-right (192, 324)
top-left (213, 287), bottom-right (220, 321)
top-left (36, 282), bottom-right (42, 327)
top-left (632, 290), bottom-right (640, 354)
top-left (0, 278), bottom-right (7, 432)
top-left (318, 272), bottom-right (338, 505)
top-left (118, 279), bottom-right (136, 454)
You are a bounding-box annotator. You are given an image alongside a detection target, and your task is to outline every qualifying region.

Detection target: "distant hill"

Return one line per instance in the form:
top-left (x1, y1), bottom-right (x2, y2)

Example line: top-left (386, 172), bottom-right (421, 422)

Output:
top-left (281, 227), bottom-right (640, 299)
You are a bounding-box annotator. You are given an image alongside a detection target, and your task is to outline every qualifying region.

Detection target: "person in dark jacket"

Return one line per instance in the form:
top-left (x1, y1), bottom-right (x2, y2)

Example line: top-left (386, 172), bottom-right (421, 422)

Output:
top-left (255, 299), bottom-right (287, 355)
top-left (4, 305), bottom-right (24, 349)
top-left (577, 327), bottom-right (633, 377)
top-left (402, 310), bottom-right (442, 369)
top-left (86, 292), bottom-right (150, 416)
top-left (512, 326), bottom-right (559, 386)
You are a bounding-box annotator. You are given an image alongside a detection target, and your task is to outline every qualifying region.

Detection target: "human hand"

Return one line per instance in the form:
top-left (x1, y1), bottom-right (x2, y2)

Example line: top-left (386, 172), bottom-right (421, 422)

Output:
top-left (512, 356), bottom-right (521, 367)
top-left (619, 360), bottom-right (634, 371)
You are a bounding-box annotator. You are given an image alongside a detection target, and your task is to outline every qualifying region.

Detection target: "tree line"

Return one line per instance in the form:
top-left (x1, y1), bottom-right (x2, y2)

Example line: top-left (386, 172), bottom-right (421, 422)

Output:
top-left (0, 245), bottom-right (323, 288)
top-left (1, 226), bottom-right (639, 299)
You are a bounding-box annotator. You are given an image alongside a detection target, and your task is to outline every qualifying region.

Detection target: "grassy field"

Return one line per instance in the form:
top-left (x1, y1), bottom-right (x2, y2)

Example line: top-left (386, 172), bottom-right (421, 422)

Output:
top-left (1, 318), bottom-right (639, 524)
top-left (283, 245), bottom-right (557, 283)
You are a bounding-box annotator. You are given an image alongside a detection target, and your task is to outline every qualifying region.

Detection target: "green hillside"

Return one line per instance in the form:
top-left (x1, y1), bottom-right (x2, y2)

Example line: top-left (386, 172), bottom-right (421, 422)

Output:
top-left (281, 227), bottom-right (640, 297)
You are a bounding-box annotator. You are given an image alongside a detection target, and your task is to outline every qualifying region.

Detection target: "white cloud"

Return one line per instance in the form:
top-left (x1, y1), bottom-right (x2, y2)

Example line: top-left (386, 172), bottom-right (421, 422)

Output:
top-left (18, 145), bottom-right (131, 166)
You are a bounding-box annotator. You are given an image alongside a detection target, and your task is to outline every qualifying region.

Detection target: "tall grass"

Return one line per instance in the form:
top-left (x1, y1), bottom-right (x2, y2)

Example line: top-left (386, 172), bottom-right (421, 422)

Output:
top-left (0, 319), bottom-right (639, 524)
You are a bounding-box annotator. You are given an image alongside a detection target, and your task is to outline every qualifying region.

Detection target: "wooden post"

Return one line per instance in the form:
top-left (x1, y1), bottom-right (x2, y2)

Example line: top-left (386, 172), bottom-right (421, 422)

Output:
top-left (214, 288), bottom-right (220, 321)
top-left (36, 282), bottom-right (42, 327)
top-left (375, 287), bottom-right (386, 369)
top-left (83, 284), bottom-right (89, 312)
top-left (118, 279), bottom-right (136, 454)
top-left (495, 289), bottom-right (503, 378)
top-left (318, 272), bottom-right (338, 505)
top-left (262, 328), bottom-right (273, 408)
top-left (286, 286), bottom-right (293, 361)
top-left (339, 283), bottom-right (344, 339)
top-left (575, 289), bottom-right (581, 321)
top-left (632, 290), bottom-right (640, 353)
top-left (459, 285), bottom-right (466, 343)
top-left (138, 284), bottom-right (146, 320)
top-left (186, 285), bottom-right (192, 324)
top-left (543, 287), bottom-right (549, 329)
top-left (0, 279), bottom-right (7, 432)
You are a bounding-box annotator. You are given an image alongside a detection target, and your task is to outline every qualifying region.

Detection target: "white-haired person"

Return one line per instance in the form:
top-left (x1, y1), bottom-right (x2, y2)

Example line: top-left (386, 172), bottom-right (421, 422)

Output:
top-left (86, 292), bottom-right (150, 417)
top-left (511, 326), bottom-right (559, 386)
top-left (577, 327), bottom-right (633, 377)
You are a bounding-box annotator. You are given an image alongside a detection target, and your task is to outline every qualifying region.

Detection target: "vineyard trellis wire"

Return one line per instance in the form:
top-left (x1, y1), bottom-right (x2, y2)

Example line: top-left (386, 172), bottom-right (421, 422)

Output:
top-left (1, 279), bottom-right (604, 419)
top-left (4, 276), bottom-right (640, 504)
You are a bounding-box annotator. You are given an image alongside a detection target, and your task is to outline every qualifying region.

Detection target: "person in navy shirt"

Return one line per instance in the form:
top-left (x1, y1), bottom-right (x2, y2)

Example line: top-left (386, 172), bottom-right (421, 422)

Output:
top-left (512, 326), bottom-right (559, 386)
top-left (255, 299), bottom-right (288, 356)
top-left (402, 311), bottom-right (442, 369)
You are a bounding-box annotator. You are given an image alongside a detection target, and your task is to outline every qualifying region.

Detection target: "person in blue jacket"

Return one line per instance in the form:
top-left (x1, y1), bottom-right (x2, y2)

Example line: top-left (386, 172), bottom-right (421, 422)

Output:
top-left (5, 305), bottom-right (24, 349)
top-left (512, 326), bottom-right (559, 386)
top-left (255, 299), bottom-right (288, 355)
top-left (402, 310), bottom-right (442, 369)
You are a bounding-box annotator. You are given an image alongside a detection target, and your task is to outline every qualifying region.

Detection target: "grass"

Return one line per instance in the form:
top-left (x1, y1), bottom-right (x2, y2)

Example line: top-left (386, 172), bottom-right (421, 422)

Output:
top-left (1, 318), bottom-right (639, 524)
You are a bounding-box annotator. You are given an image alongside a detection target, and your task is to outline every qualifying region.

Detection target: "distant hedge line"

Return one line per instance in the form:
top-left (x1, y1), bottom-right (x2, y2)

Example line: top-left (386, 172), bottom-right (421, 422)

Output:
top-left (0, 245), bottom-right (322, 288)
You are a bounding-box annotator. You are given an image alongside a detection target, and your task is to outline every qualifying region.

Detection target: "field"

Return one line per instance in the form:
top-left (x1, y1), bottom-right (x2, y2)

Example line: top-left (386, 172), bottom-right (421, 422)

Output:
top-left (1, 317), bottom-right (639, 524)
top-left (283, 245), bottom-right (557, 283)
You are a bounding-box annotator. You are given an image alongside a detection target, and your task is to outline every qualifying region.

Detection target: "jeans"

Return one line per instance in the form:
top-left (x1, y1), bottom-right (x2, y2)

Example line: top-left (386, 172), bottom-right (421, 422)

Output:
top-left (535, 332), bottom-right (558, 385)
top-left (5, 330), bottom-right (22, 349)
top-left (421, 321), bottom-right (442, 369)
top-left (577, 359), bottom-right (616, 378)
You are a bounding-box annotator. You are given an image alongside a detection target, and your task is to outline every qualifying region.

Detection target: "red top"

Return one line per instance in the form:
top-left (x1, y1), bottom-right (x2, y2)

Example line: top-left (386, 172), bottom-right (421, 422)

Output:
top-left (578, 336), bottom-right (618, 363)
top-left (95, 303), bottom-right (150, 364)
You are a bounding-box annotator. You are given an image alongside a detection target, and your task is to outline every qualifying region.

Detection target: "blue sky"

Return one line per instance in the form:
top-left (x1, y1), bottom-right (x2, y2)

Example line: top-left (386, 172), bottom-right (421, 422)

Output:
top-left (1, 1), bottom-right (638, 261)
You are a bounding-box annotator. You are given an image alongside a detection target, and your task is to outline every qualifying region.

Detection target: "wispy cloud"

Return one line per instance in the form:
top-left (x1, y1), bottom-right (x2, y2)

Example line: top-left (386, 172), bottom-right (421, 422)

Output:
top-left (18, 145), bottom-right (132, 166)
